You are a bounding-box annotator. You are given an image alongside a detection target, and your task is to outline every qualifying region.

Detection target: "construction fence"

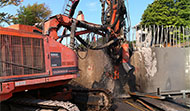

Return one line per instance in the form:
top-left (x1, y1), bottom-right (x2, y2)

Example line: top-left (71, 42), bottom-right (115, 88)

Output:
top-left (130, 25), bottom-right (190, 48)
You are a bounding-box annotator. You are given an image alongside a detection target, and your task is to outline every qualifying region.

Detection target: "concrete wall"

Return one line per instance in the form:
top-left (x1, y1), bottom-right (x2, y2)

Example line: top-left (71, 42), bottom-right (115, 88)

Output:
top-left (131, 47), bottom-right (190, 93)
top-left (76, 48), bottom-right (190, 94)
top-left (76, 49), bottom-right (135, 95)
top-left (75, 49), bottom-right (113, 89)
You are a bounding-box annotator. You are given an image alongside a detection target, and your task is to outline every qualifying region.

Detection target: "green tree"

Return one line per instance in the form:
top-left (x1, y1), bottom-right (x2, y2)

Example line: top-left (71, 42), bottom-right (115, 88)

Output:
top-left (0, 0), bottom-right (22, 7)
top-left (141, 0), bottom-right (190, 26)
top-left (0, 0), bottom-right (22, 26)
top-left (0, 12), bottom-right (13, 25)
top-left (13, 3), bottom-right (51, 26)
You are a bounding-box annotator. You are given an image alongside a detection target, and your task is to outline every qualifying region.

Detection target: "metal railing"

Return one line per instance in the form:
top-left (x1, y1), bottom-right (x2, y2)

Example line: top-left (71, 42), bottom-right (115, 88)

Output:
top-left (130, 25), bottom-right (190, 48)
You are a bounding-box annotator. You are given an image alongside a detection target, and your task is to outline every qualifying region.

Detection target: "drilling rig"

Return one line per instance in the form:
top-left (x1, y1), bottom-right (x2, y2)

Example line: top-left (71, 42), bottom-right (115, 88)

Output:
top-left (0, 0), bottom-right (132, 110)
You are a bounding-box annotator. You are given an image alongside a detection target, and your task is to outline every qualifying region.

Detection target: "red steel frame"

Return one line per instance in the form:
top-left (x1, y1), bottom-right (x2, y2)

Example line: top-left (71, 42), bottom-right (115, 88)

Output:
top-left (0, 26), bottom-right (78, 101)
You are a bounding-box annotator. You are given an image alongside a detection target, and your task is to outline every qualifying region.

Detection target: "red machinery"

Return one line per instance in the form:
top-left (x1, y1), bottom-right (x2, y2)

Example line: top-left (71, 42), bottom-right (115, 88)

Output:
top-left (0, 24), bottom-right (78, 101)
top-left (0, 0), bottom-right (131, 104)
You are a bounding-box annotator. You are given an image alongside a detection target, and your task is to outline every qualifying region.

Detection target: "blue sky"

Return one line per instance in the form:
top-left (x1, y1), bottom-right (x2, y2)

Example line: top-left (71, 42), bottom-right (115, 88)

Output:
top-left (1, 0), bottom-right (154, 27)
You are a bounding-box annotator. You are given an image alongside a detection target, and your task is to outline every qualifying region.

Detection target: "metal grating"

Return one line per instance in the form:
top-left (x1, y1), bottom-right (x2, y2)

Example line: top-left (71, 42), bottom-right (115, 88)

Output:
top-left (0, 34), bottom-right (45, 77)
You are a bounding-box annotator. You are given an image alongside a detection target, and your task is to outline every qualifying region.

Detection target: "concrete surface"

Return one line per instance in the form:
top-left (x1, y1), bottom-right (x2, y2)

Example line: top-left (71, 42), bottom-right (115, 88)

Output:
top-left (132, 47), bottom-right (190, 93)
top-left (76, 47), bottom-right (190, 94)
top-left (76, 49), bottom-right (136, 96)
top-left (75, 49), bottom-right (112, 89)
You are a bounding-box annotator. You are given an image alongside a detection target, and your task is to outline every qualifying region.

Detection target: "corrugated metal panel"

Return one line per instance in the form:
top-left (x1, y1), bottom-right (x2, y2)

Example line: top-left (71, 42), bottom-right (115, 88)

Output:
top-left (0, 34), bottom-right (45, 77)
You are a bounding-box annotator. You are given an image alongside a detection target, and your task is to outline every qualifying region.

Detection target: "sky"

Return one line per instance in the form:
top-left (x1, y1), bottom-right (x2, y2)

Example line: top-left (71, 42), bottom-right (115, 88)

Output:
top-left (0, 0), bottom-right (154, 27)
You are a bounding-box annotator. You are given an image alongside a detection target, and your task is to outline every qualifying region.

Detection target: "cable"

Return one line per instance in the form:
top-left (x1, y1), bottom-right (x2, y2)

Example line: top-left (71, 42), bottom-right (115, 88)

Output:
top-left (124, 100), bottom-right (147, 111)
top-left (136, 99), bottom-right (155, 111)
top-left (125, 0), bottom-right (131, 40)
top-left (76, 48), bottom-right (88, 60)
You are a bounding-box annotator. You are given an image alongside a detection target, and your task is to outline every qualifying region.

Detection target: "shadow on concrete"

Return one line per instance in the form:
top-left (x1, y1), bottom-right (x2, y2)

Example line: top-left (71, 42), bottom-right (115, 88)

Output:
top-left (92, 63), bottom-right (137, 97)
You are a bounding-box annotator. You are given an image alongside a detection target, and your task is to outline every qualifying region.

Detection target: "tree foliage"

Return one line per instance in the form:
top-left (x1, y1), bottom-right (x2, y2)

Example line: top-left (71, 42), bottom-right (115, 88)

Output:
top-left (0, 12), bottom-right (13, 25)
top-left (0, 0), bottom-right (22, 26)
top-left (0, 0), bottom-right (22, 7)
top-left (141, 0), bottom-right (190, 26)
top-left (13, 3), bottom-right (51, 26)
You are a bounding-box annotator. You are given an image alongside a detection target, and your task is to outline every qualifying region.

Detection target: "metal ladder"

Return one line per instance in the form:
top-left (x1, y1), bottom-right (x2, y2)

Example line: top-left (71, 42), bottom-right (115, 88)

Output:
top-left (63, 0), bottom-right (74, 16)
